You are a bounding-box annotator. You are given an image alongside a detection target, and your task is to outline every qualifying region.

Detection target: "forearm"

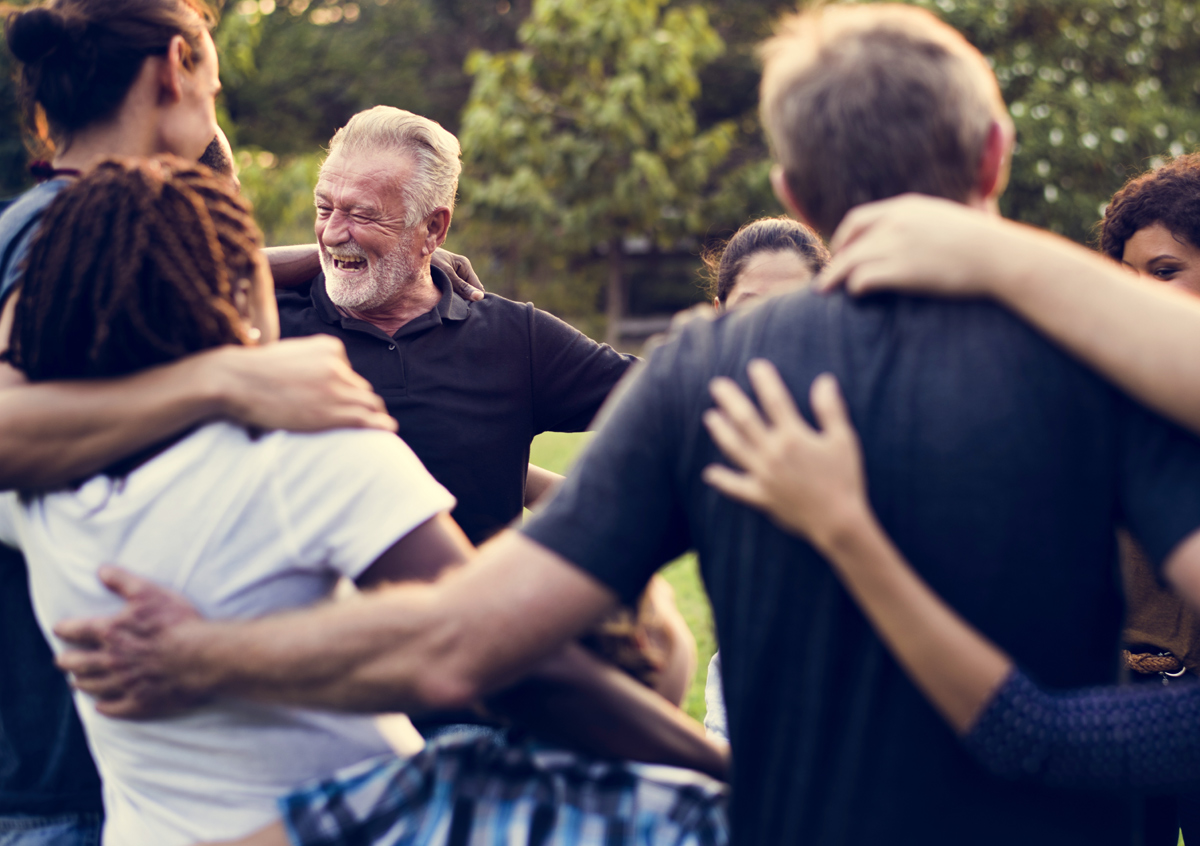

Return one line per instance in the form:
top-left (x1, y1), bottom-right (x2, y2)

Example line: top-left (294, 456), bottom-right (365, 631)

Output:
top-left (524, 464), bottom-right (564, 508)
top-left (817, 505), bottom-right (1012, 735)
top-left (264, 244), bottom-right (320, 288)
top-left (0, 352), bottom-right (230, 490)
top-left (161, 584), bottom-right (472, 714)
top-left (965, 669), bottom-right (1200, 792)
top-left (486, 642), bottom-right (728, 779)
top-left (991, 224), bottom-right (1200, 434)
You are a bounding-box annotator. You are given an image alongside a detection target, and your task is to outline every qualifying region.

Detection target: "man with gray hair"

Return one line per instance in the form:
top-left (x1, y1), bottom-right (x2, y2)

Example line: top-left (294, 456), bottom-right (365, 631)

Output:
top-left (277, 106), bottom-right (635, 548)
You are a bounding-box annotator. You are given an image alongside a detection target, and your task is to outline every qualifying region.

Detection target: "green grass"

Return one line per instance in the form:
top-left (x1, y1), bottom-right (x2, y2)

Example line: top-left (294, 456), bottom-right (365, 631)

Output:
top-left (529, 432), bottom-right (717, 723)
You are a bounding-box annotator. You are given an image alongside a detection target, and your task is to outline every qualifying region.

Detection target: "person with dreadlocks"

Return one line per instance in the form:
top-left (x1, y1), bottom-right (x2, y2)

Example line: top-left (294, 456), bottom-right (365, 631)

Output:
top-left (0, 3), bottom-right (401, 842)
top-left (0, 157), bottom-right (724, 846)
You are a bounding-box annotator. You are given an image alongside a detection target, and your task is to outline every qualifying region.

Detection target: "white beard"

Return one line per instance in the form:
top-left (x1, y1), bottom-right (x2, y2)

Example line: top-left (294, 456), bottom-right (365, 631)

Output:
top-left (321, 239), bottom-right (422, 312)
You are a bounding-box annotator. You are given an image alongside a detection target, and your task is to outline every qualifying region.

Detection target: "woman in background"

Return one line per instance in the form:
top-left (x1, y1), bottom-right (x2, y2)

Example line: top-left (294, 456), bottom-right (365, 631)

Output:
top-left (699, 216), bottom-right (829, 741)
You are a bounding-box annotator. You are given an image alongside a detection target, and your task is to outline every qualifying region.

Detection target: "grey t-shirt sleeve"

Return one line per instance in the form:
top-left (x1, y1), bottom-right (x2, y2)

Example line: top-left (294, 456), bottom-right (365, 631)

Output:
top-left (520, 349), bottom-right (692, 604)
top-left (1117, 397), bottom-right (1200, 571)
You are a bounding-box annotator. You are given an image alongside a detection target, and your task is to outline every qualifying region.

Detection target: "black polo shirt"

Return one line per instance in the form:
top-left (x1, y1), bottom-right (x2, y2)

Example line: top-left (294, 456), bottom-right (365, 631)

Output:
top-left (523, 288), bottom-right (1200, 845)
top-left (277, 268), bottom-right (635, 545)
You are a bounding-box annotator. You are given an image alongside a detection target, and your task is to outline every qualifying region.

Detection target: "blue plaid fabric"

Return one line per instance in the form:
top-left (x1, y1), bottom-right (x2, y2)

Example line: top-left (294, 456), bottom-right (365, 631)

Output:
top-left (280, 732), bottom-right (728, 846)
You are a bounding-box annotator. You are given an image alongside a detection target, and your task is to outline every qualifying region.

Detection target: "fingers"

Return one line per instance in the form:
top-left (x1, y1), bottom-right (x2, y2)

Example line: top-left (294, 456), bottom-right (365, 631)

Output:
top-left (746, 360), bottom-right (806, 430)
top-left (702, 408), bottom-right (755, 471)
top-left (827, 200), bottom-right (886, 254)
top-left (701, 463), bottom-right (766, 508)
top-left (56, 647), bottom-right (113, 677)
top-left (53, 617), bottom-right (106, 649)
top-left (708, 377), bottom-right (769, 445)
top-left (450, 275), bottom-right (485, 303)
top-left (97, 565), bottom-right (158, 602)
top-left (809, 373), bottom-right (851, 435)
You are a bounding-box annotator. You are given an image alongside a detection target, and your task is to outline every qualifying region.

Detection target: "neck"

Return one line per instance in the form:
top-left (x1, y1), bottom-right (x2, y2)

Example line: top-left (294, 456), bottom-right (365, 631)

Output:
top-left (53, 117), bottom-right (159, 173)
top-left (336, 263), bottom-right (442, 336)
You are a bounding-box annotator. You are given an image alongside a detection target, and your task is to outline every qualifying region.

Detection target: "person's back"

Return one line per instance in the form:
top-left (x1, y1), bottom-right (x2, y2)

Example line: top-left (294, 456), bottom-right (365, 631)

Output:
top-left (5, 422), bottom-right (420, 844)
top-left (0, 158), bottom-right (458, 845)
top-left (664, 288), bottom-right (1200, 842)
top-left (522, 6), bottom-right (1200, 842)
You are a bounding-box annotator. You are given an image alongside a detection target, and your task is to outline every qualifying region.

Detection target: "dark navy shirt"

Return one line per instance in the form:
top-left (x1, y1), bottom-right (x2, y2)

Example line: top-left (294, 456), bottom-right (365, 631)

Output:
top-left (0, 179), bottom-right (103, 815)
top-left (277, 269), bottom-right (635, 545)
top-left (523, 289), bottom-right (1200, 846)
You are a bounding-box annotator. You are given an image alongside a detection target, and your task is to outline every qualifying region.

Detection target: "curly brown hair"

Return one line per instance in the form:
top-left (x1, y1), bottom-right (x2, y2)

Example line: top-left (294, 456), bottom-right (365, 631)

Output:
top-left (7, 156), bottom-right (263, 383)
top-left (1100, 154), bottom-right (1200, 261)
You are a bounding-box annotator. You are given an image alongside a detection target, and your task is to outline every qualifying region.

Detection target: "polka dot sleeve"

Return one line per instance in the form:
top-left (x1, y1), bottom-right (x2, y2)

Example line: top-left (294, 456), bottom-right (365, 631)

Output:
top-left (963, 669), bottom-right (1200, 792)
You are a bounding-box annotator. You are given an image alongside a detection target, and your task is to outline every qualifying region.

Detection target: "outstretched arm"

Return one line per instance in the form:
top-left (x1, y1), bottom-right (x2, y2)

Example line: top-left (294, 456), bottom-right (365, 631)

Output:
top-left (702, 360), bottom-right (1200, 790)
top-left (821, 194), bottom-right (1200, 437)
top-left (0, 335), bottom-right (395, 491)
top-left (56, 531), bottom-right (725, 777)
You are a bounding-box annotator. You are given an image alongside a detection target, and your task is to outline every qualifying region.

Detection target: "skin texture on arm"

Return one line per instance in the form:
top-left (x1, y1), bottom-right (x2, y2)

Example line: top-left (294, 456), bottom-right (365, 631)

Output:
top-left (821, 193), bottom-right (1200, 437)
top-left (524, 463), bottom-right (564, 508)
top-left (57, 531), bottom-right (726, 776)
top-left (700, 360), bottom-right (1012, 734)
top-left (263, 245), bottom-right (322, 288)
top-left (0, 288), bottom-right (394, 490)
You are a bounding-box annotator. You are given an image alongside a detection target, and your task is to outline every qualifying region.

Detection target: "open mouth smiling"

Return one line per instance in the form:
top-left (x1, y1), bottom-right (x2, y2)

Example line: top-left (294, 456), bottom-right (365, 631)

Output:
top-left (329, 255), bottom-right (368, 272)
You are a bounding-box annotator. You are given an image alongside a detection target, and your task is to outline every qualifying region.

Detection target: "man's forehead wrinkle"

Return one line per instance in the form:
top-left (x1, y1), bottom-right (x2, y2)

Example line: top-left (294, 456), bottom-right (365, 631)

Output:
top-left (317, 151), bottom-right (414, 218)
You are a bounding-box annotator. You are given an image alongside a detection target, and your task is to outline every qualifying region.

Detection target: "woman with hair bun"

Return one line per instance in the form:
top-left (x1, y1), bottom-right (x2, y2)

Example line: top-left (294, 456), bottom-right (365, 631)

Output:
top-left (0, 3), bottom-right (391, 845)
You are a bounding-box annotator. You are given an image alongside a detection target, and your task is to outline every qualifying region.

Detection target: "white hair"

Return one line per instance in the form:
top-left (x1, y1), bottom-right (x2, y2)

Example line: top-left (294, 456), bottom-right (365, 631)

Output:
top-left (325, 106), bottom-right (462, 227)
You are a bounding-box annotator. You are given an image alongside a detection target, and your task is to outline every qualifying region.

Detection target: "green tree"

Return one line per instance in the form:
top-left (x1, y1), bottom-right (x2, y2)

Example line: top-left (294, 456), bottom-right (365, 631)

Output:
top-left (458, 0), bottom-right (736, 344)
top-left (896, 0), bottom-right (1200, 244)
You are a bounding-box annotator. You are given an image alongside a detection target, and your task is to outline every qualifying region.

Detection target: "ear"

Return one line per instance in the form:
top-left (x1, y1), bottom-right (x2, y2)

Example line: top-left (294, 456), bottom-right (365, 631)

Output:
top-left (771, 164), bottom-right (821, 235)
top-left (156, 35), bottom-right (191, 106)
top-left (974, 120), bottom-right (1014, 202)
top-left (420, 207), bottom-right (452, 255)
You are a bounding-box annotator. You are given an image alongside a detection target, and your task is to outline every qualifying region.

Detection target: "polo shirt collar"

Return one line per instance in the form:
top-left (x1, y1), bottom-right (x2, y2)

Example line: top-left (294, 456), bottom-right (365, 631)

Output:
top-left (310, 264), bottom-right (471, 338)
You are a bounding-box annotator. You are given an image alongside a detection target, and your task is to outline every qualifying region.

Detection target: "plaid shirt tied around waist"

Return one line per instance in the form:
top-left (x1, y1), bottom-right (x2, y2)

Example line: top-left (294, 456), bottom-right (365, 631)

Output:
top-left (280, 732), bottom-right (729, 846)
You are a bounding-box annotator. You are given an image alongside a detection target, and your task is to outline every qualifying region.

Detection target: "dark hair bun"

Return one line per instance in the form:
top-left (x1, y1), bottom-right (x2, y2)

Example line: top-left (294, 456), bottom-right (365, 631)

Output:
top-left (7, 7), bottom-right (71, 65)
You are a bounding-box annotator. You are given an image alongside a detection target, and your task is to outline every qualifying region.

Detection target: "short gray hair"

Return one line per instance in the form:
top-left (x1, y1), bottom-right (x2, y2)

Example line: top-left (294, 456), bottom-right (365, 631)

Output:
top-left (325, 106), bottom-right (462, 227)
top-left (760, 4), bottom-right (1008, 236)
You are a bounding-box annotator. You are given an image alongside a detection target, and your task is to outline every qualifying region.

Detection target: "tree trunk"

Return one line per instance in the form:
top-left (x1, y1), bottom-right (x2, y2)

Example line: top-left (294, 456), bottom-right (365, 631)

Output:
top-left (605, 236), bottom-right (625, 348)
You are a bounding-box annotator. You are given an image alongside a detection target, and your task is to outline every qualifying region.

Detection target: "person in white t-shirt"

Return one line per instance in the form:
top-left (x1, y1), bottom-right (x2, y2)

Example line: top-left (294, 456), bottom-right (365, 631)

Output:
top-left (0, 157), bottom-right (465, 846)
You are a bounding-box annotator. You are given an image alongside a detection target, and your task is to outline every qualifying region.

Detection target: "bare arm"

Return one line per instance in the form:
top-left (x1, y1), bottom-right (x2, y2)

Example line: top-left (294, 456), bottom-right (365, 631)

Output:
top-left (822, 194), bottom-right (1200, 436)
top-left (0, 335), bottom-right (395, 491)
top-left (58, 533), bottom-right (725, 775)
top-left (701, 361), bottom-right (1010, 734)
top-left (524, 463), bottom-right (564, 508)
top-left (264, 245), bottom-right (321, 288)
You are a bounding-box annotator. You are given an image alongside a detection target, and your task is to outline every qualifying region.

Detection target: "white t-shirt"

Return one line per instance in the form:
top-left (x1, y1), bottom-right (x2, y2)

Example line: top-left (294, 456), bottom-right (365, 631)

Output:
top-left (0, 422), bottom-right (456, 846)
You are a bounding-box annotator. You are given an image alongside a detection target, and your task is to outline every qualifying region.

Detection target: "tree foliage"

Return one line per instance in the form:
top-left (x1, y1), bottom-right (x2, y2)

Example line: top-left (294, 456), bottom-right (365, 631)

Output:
top-left (900, 0), bottom-right (1200, 244)
top-left (457, 0), bottom-right (736, 339)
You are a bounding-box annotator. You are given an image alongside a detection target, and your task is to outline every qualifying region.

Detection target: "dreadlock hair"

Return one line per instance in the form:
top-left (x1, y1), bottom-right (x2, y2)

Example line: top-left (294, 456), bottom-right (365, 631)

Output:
top-left (1099, 153), bottom-right (1200, 262)
top-left (7, 156), bottom-right (264, 383)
